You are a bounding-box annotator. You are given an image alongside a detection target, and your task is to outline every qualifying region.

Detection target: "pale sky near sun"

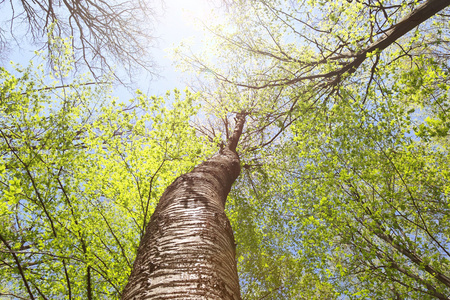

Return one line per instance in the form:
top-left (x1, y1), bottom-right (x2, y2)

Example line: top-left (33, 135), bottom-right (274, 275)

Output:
top-left (145, 0), bottom-right (215, 96)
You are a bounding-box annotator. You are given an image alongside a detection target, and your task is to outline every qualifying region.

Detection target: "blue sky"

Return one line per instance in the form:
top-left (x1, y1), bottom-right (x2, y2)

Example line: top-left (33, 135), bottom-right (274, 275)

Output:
top-left (0, 0), bottom-right (213, 98)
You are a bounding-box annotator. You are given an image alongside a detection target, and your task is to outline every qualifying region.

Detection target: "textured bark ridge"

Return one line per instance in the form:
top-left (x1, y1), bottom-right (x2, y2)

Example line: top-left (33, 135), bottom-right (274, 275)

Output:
top-left (122, 115), bottom-right (246, 299)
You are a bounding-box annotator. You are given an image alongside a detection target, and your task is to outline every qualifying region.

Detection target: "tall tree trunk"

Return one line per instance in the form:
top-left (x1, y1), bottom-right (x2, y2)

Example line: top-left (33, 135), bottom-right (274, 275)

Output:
top-left (122, 115), bottom-right (246, 300)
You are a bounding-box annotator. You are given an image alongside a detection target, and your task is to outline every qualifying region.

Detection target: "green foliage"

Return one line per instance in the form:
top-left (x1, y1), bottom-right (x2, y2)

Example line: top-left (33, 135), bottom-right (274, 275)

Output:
top-left (193, 1), bottom-right (450, 299)
top-left (224, 44), bottom-right (450, 299)
top-left (289, 86), bottom-right (450, 298)
top-left (0, 40), bottom-right (211, 299)
top-left (2, 1), bottom-right (450, 299)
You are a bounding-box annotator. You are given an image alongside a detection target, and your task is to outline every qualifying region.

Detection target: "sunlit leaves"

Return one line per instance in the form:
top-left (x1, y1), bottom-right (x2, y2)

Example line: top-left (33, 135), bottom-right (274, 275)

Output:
top-left (0, 45), bottom-right (211, 298)
top-left (205, 1), bottom-right (450, 297)
top-left (285, 56), bottom-right (450, 298)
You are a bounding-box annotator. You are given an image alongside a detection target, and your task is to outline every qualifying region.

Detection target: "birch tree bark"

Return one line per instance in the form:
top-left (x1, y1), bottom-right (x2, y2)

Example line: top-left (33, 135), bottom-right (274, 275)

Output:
top-left (122, 114), bottom-right (246, 300)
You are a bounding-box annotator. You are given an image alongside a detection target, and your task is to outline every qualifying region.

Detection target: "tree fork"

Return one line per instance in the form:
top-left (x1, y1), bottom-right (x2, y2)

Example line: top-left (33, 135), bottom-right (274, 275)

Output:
top-left (122, 114), bottom-right (247, 300)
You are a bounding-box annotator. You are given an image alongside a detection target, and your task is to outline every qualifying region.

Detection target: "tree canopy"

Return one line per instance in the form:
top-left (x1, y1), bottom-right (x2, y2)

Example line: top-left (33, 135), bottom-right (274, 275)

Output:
top-left (1, 0), bottom-right (450, 299)
top-left (0, 36), bottom-right (210, 299)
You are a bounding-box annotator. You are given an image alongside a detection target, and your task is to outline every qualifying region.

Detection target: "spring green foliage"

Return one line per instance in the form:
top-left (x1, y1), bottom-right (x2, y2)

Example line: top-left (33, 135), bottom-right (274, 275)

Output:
top-left (178, 0), bottom-right (450, 299)
top-left (0, 37), bottom-right (211, 299)
top-left (1, 1), bottom-right (450, 299)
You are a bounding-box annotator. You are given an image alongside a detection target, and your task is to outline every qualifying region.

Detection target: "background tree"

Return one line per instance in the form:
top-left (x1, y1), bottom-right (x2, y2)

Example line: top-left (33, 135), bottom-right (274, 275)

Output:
top-left (0, 0), bottom-right (159, 80)
top-left (0, 36), bottom-right (209, 299)
top-left (285, 53), bottom-right (450, 298)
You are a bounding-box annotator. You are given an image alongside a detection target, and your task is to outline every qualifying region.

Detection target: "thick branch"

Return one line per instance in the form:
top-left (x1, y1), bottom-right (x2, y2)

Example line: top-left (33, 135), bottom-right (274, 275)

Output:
top-left (226, 113), bottom-right (247, 152)
top-left (229, 0), bottom-right (449, 90)
top-left (0, 232), bottom-right (35, 300)
top-left (343, 0), bottom-right (450, 76)
top-left (373, 224), bottom-right (450, 289)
